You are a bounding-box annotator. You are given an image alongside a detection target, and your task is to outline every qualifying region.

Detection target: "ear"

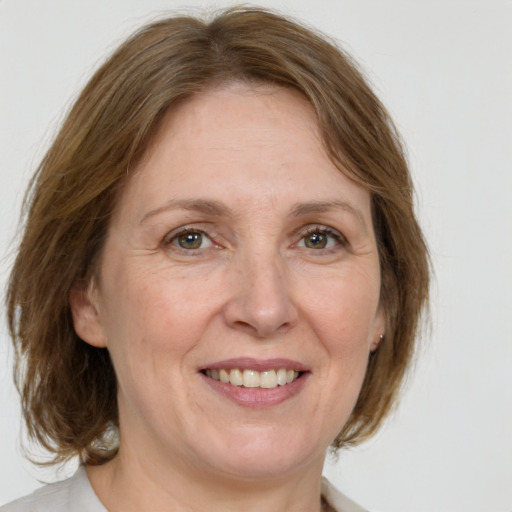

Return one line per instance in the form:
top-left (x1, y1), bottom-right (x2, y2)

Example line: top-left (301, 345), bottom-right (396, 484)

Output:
top-left (69, 278), bottom-right (108, 348)
top-left (370, 306), bottom-right (386, 352)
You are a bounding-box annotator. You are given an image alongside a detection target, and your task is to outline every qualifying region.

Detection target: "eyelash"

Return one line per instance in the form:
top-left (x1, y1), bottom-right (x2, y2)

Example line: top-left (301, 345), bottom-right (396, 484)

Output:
top-left (163, 225), bottom-right (347, 253)
top-left (164, 227), bottom-right (214, 252)
top-left (297, 225), bottom-right (347, 250)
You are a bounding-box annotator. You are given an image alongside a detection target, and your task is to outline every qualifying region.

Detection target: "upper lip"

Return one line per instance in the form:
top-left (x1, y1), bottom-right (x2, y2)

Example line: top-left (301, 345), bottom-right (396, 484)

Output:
top-left (201, 358), bottom-right (309, 372)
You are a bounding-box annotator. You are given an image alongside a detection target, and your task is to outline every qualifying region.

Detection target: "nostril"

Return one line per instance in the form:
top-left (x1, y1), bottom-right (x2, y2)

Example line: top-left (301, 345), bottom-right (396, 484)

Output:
top-left (232, 319), bottom-right (293, 338)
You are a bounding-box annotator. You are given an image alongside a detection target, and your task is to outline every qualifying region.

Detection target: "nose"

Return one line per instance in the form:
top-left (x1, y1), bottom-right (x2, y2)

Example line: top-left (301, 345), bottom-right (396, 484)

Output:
top-left (222, 249), bottom-right (298, 338)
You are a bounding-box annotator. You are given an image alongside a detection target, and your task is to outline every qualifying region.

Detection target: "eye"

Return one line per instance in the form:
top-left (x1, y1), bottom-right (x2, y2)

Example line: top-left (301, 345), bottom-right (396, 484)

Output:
top-left (168, 229), bottom-right (213, 250)
top-left (297, 227), bottom-right (344, 250)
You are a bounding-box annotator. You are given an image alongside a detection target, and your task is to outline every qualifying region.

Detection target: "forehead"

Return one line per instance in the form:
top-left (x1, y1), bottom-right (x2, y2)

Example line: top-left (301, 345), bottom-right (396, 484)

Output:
top-left (144, 82), bottom-right (322, 162)
top-left (115, 82), bottom-right (371, 224)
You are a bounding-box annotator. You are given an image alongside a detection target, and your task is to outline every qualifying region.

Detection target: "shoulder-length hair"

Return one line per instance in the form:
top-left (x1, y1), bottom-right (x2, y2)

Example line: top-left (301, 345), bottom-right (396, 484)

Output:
top-left (7, 6), bottom-right (429, 465)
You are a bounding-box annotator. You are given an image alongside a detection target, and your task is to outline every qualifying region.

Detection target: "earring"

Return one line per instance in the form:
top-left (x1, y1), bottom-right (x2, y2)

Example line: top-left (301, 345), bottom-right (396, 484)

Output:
top-left (370, 334), bottom-right (384, 354)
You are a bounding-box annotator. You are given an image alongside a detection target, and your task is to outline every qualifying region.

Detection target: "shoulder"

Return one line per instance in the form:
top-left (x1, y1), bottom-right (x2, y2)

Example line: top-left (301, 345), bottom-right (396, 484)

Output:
top-left (322, 477), bottom-right (369, 512)
top-left (1, 467), bottom-right (106, 512)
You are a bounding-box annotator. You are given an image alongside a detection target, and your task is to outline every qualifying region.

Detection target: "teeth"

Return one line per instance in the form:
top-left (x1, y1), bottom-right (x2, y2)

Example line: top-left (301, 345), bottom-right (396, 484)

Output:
top-left (229, 368), bottom-right (243, 386)
top-left (205, 368), bottom-right (301, 389)
top-left (286, 369), bottom-right (296, 383)
top-left (260, 370), bottom-right (277, 388)
top-left (276, 368), bottom-right (287, 386)
top-left (243, 369), bottom-right (260, 388)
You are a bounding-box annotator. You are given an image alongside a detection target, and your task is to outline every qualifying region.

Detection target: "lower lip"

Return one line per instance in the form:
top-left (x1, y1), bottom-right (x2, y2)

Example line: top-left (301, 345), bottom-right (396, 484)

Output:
top-left (201, 372), bottom-right (309, 408)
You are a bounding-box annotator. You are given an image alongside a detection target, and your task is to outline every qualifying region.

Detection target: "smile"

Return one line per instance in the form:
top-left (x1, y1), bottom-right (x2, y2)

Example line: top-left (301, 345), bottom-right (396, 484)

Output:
top-left (204, 368), bottom-right (301, 389)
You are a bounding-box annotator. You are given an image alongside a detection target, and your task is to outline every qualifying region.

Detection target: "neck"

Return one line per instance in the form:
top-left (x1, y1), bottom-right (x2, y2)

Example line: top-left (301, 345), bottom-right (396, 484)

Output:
top-left (87, 448), bottom-right (326, 512)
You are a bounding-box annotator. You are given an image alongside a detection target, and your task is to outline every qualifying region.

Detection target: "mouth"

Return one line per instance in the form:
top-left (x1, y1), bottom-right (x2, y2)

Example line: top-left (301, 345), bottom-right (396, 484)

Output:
top-left (202, 368), bottom-right (303, 389)
top-left (199, 358), bottom-right (309, 407)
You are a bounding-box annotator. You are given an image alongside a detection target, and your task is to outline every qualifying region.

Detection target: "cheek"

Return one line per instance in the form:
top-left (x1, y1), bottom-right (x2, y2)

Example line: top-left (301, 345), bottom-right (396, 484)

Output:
top-left (303, 268), bottom-right (381, 353)
top-left (101, 267), bottom-right (219, 368)
top-left (99, 273), bottom-right (203, 410)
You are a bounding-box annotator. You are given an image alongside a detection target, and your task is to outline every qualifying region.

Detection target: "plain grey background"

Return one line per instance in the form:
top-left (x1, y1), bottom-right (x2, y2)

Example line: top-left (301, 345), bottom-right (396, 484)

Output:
top-left (1, 1), bottom-right (511, 510)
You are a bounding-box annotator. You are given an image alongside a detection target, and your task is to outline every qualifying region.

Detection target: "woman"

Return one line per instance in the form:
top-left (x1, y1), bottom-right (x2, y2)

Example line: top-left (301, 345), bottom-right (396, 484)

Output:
top-left (3, 6), bottom-right (429, 512)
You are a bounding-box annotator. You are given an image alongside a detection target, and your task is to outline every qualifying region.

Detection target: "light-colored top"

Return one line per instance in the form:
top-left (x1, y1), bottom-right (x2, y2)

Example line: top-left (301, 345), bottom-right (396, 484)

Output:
top-left (1, 467), bottom-right (367, 512)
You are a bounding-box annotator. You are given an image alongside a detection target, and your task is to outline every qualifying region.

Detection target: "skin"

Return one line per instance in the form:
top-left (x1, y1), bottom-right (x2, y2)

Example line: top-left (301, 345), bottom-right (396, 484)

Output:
top-left (71, 83), bottom-right (385, 512)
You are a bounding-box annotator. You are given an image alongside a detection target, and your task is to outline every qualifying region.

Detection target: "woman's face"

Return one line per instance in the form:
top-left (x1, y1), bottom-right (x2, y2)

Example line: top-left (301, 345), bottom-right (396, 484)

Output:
top-left (72, 83), bottom-right (384, 481)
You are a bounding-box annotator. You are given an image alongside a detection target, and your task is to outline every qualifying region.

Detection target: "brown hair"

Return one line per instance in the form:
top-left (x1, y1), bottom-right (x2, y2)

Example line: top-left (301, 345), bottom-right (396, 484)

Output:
top-left (7, 6), bottom-right (429, 465)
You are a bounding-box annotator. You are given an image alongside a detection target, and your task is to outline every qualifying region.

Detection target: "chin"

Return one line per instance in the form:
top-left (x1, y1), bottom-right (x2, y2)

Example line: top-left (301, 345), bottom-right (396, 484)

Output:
top-left (195, 427), bottom-right (325, 482)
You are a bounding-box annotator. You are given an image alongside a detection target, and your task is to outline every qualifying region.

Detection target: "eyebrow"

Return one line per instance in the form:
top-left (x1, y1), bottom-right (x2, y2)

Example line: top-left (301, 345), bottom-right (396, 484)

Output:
top-left (291, 200), bottom-right (368, 234)
top-left (139, 199), bottom-right (232, 224)
top-left (140, 197), bottom-right (368, 233)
